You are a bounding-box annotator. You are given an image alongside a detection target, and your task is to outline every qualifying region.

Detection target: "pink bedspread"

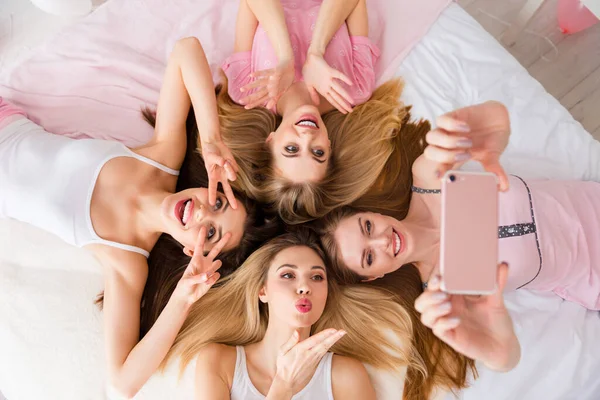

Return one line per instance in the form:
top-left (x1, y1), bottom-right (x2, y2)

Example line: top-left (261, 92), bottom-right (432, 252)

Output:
top-left (0, 0), bottom-right (450, 147)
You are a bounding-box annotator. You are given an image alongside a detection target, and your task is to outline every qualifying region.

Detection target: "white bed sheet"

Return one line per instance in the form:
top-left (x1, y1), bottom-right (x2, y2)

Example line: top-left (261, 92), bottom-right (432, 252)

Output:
top-left (1, 3), bottom-right (599, 400)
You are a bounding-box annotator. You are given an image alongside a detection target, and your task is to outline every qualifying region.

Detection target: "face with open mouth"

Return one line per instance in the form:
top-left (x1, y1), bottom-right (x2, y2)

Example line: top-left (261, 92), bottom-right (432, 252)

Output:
top-left (160, 187), bottom-right (247, 254)
top-left (266, 105), bottom-right (330, 183)
top-left (334, 212), bottom-right (410, 280)
top-left (259, 246), bottom-right (328, 328)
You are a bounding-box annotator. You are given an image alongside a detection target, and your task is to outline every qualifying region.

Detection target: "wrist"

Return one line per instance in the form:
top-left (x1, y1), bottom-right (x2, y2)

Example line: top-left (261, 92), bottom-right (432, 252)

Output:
top-left (307, 45), bottom-right (325, 58)
top-left (484, 335), bottom-right (521, 372)
top-left (267, 375), bottom-right (293, 399)
top-left (200, 132), bottom-right (222, 146)
top-left (169, 286), bottom-right (194, 312)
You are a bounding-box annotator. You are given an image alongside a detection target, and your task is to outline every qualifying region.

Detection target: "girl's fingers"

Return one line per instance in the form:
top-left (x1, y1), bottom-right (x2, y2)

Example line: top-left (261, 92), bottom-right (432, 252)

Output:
top-left (208, 176), bottom-right (218, 206)
top-left (436, 114), bottom-right (470, 133)
top-left (420, 301), bottom-right (454, 327)
top-left (240, 88), bottom-right (268, 106)
top-left (244, 94), bottom-right (269, 109)
top-left (432, 316), bottom-right (461, 338)
top-left (250, 68), bottom-right (276, 78)
top-left (280, 330), bottom-right (300, 355)
top-left (423, 145), bottom-right (471, 165)
top-left (484, 162), bottom-right (510, 192)
top-left (207, 232), bottom-right (232, 260)
top-left (329, 88), bottom-right (353, 114)
top-left (334, 70), bottom-right (353, 86)
top-left (414, 290), bottom-right (449, 313)
top-left (298, 329), bottom-right (338, 351)
top-left (240, 77), bottom-right (268, 92)
top-left (325, 94), bottom-right (348, 115)
top-left (313, 330), bottom-right (346, 356)
top-left (426, 128), bottom-right (472, 150)
top-left (224, 161), bottom-right (237, 182)
top-left (490, 262), bottom-right (509, 306)
top-left (221, 180), bottom-right (238, 210)
top-left (331, 82), bottom-right (354, 107)
top-left (192, 227), bottom-right (208, 258)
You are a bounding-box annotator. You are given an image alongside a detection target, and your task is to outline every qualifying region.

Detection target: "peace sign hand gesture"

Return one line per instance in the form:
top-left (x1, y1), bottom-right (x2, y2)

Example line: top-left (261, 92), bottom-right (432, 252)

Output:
top-left (173, 226), bottom-right (232, 307)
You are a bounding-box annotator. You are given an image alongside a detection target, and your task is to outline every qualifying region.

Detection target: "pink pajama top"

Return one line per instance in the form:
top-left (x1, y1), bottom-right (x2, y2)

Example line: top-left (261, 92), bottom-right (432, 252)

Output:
top-left (222, 0), bottom-right (380, 113)
top-left (414, 175), bottom-right (600, 310)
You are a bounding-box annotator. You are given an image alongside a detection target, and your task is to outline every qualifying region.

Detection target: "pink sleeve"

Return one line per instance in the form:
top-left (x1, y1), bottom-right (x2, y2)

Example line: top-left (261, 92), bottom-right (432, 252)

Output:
top-left (0, 97), bottom-right (27, 121)
top-left (221, 51), bottom-right (253, 105)
top-left (348, 36), bottom-right (381, 105)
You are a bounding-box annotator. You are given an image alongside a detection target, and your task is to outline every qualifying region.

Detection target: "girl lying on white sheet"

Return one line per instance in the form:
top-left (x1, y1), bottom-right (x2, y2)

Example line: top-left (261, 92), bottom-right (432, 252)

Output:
top-left (0, 38), bottom-right (276, 397)
top-left (211, 0), bottom-right (430, 225)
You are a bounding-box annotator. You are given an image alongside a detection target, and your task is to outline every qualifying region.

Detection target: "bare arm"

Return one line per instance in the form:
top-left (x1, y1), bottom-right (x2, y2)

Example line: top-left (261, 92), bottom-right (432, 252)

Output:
top-left (194, 344), bottom-right (234, 400)
top-left (331, 355), bottom-right (376, 400)
top-left (103, 257), bottom-right (191, 398)
top-left (308, 0), bottom-right (364, 56)
top-left (245, 0), bottom-right (293, 61)
top-left (136, 37), bottom-right (221, 170)
top-left (103, 230), bottom-right (228, 398)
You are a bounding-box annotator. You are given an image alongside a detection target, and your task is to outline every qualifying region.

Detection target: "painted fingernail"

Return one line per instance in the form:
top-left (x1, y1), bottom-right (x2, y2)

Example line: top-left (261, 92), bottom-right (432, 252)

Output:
top-left (448, 317), bottom-right (461, 325)
top-left (200, 274), bottom-right (208, 282)
top-left (435, 170), bottom-right (442, 179)
top-left (440, 302), bottom-right (452, 312)
top-left (456, 123), bottom-right (470, 133)
top-left (455, 152), bottom-right (471, 162)
top-left (456, 139), bottom-right (473, 148)
top-left (429, 275), bottom-right (440, 286)
top-left (338, 330), bottom-right (347, 337)
top-left (433, 292), bottom-right (448, 301)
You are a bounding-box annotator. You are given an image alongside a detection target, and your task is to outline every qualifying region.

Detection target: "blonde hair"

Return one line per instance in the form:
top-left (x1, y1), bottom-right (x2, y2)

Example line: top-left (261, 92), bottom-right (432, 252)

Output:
top-left (214, 77), bottom-right (430, 224)
top-left (165, 229), bottom-right (436, 400)
top-left (316, 207), bottom-right (477, 398)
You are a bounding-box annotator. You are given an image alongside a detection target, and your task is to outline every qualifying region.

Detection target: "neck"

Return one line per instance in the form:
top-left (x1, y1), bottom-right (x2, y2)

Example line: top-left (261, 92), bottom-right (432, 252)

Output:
top-left (135, 189), bottom-right (172, 235)
top-left (403, 205), bottom-right (440, 282)
top-left (276, 82), bottom-right (332, 115)
top-left (252, 319), bottom-right (312, 378)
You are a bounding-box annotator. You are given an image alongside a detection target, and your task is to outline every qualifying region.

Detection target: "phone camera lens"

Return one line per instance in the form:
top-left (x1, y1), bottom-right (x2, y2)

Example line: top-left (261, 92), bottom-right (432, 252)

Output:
top-left (449, 174), bottom-right (456, 182)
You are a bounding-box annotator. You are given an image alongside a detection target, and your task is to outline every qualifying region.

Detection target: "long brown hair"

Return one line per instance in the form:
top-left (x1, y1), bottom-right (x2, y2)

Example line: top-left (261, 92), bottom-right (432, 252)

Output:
top-left (214, 77), bottom-right (430, 224)
top-left (132, 107), bottom-right (284, 337)
top-left (165, 229), bottom-right (434, 398)
top-left (316, 206), bottom-right (477, 398)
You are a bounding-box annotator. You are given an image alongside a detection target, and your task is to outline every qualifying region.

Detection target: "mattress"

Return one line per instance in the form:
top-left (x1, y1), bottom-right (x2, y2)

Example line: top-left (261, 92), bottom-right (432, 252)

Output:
top-left (1, 3), bottom-right (599, 400)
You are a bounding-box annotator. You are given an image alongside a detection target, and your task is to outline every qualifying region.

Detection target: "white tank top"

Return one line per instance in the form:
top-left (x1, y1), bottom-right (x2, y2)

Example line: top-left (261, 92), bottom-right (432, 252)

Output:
top-left (0, 118), bottom-right (179, 257)
top-left (230, 346), bottom-right (334, 400)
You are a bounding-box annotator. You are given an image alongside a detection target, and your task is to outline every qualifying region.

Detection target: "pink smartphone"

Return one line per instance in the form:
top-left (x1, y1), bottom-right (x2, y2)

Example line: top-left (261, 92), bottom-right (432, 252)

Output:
top-left (440, 170), bottom-right (498, 294)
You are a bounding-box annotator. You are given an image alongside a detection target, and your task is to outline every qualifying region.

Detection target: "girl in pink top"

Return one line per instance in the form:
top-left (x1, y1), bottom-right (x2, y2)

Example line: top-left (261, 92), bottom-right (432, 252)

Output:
top-left (318, 101), bottom-right (599, 367)
top-left (211, 0), bottom-right (420, 225)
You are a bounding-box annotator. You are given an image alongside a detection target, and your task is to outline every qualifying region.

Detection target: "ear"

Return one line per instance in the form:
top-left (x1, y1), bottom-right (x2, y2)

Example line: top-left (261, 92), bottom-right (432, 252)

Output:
top-left (265, 132), bottom-right (275, 144)
top-left (258, 286), bottom-right (268, 304)
top-left (183, 247), bottom-right (194, 257)
top-left (361, 275), bottom-right (384, 282)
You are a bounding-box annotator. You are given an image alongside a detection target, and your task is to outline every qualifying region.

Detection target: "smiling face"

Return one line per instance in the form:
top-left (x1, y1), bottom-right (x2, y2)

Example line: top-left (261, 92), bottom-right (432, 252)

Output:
top-left (160, 188), bottom-right (247, 253)
top-left (259, 246), bottom-right (328, 328)
top-left (267, 105), bottom-right (330, 183)
top-left (334, 212), bottom-right (411, 280)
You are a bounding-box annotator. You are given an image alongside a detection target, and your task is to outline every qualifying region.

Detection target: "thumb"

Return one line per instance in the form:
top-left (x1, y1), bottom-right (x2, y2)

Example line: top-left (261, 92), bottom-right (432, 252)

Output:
top-left (492, 262), bottom-right (509, 304)
top-left (486, 161), bottom-right (510, 192)
top-left (280, 330), bottom-right (300, 355)
top-left (308, 86), bottom-right (320, 106)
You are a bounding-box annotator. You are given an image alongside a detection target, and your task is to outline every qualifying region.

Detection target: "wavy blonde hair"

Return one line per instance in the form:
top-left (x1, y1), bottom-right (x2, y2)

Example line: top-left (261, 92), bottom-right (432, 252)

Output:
top-left (165, 229), bottom-right (438, 400)
top-left (316, 207), bottom-right (478, 399)
top-left (213, 77), bottom-right (430, 224)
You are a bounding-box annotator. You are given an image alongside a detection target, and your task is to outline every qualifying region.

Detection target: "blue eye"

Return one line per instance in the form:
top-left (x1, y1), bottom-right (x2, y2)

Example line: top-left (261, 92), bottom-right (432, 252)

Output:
top-left (214, 197), bottom-right (223, 211)
top-left (207, 226), bottom-right (216, 239)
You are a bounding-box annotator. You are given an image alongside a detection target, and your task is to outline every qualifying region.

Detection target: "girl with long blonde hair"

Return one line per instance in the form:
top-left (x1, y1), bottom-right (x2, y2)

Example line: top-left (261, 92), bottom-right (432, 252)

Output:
top-left (165, 229), bottom-right (475, 400)
top-left (211, 0), bottom-right (431, 224)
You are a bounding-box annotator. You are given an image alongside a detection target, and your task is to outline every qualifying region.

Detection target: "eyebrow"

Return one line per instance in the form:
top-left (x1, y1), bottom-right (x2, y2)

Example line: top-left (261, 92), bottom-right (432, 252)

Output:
top-left (281, 153), bottom-right (327, 164)
top-left (276, 264), bottom-right (326, 272)
top-left (358, 217), bottom-right (366, 269)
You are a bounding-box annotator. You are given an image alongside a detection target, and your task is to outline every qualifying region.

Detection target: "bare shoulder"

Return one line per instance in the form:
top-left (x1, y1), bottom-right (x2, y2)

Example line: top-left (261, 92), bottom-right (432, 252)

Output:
top-left (195, 343), bottom-right (237, 381)
top-left (331, 355), bottom-right (376, 400)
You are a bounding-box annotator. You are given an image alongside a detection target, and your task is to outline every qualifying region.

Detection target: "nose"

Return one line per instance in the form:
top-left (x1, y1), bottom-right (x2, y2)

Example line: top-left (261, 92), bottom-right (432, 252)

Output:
top-left (370, 234), bottom-right (390, 251)
top-left (193, 203), bottom-right (211, 224)
top-left (297, 281), bottom-right (311, 295)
